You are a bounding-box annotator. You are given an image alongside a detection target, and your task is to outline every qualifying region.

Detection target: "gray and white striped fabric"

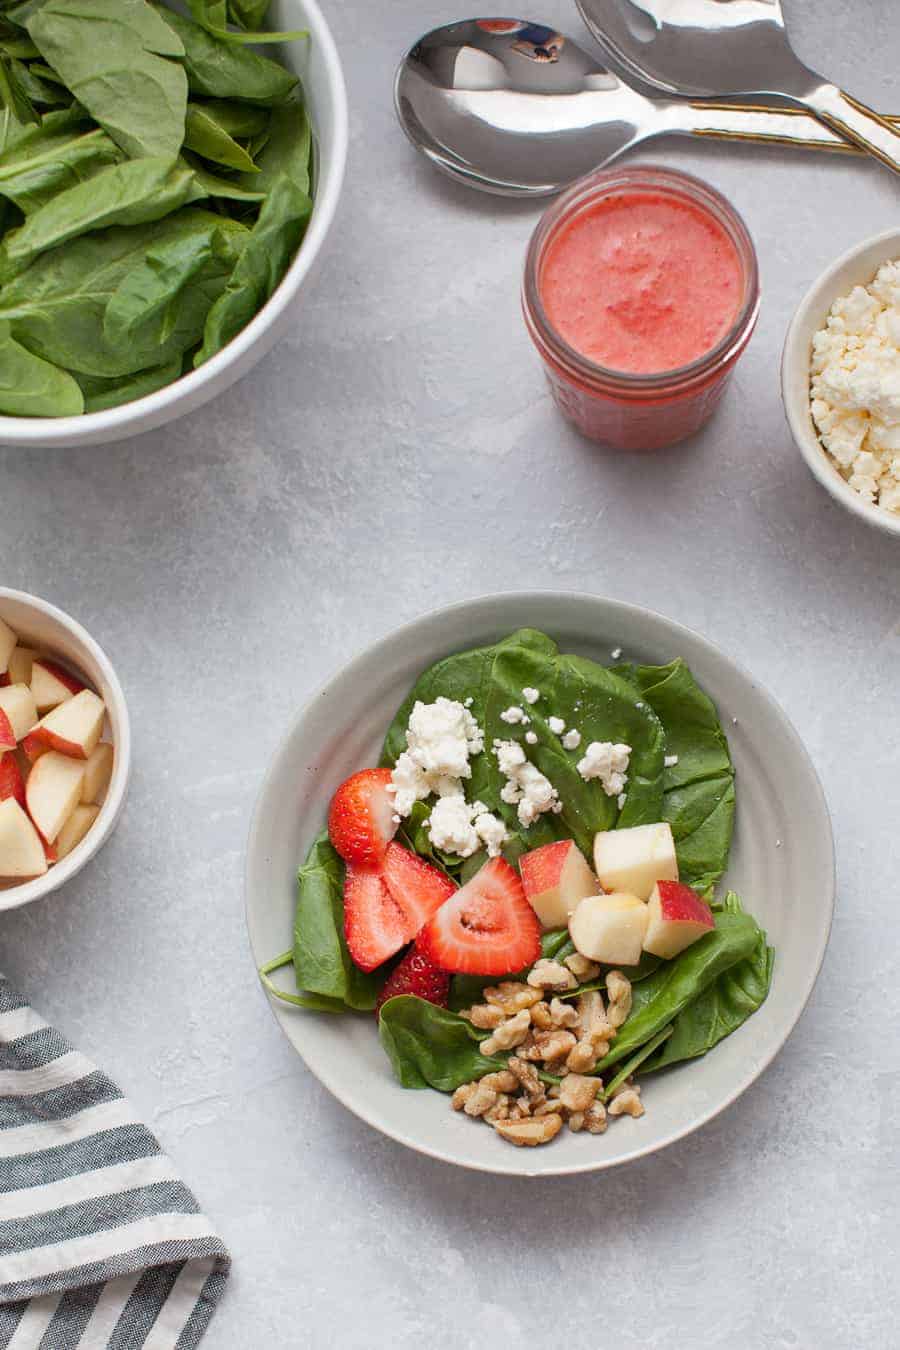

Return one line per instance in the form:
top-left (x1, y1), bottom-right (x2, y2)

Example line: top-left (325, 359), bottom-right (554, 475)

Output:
top-left (0, 977), bottom-right (230, 1349)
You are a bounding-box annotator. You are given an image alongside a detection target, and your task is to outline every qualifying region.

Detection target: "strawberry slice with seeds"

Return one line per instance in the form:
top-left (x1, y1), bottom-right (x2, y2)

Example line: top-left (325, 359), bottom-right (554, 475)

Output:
top-left (0, 751), bottom-right (25, 808)
top-left (375, 945), bottom-right (450, 1017)
top-left (382, 841), bottom-right (456, 932)
top-left (328, 768), bottom-right (397, 867)
top-left (343, 865), bottom-right (409, 971)
top-left (417, 856), bottom-right (541, 975)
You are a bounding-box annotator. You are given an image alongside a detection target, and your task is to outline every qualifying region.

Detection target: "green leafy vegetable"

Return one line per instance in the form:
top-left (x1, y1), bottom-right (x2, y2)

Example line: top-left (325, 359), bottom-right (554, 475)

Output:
top-left (0, 316), bottom-right (82, 413)
top-left (602, 1025), bottom-right (673, 1101)
top-left (0, 117), bottom-right (120, 214)
top-left (187, 0), bottom-right (305, 43)
top-left (0, 49), bottom-right (38, 124)
top-left (258, 950), bottom-right (347, 1013)
top-left (74, 358), bottom-right (181, 411)
top-left (194, 170), bottom-right (310, 364)
top-left (291, 833), bottom-right (378, 1011)
top-left (156, 5), bottom-right (297, 104)
top-left (23, 0), bottom-right (189, 160)
top-left (378, 995), bottom-right (509, 1090)
top-left (447, 927), bottom-right (572, 1013)
top-left (184, 100), bottom-right (259, 172)
top-left (180, 153), bottom-right (266, 203)
top-left (228, 0), bottom-right (268, 28)
top-left (237, 96), bottom-right (309, 194)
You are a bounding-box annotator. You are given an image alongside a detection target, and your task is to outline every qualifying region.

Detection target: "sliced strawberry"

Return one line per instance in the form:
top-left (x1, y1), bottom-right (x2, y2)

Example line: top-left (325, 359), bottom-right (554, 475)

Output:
top-left (0, 751), bottom-right (25, 808)
top-left (343, 864), bottom-right (411, 971)
top-left (382, 842), bottom-right (456, 932)
top-left (417, 857), bottom-right (541, 976)
top-left (375, 945), bottom-right (450, 1017)
top-left (0, 673), bottom-right (9, 688)
top-left (328, 768), bottom-right (397, 867)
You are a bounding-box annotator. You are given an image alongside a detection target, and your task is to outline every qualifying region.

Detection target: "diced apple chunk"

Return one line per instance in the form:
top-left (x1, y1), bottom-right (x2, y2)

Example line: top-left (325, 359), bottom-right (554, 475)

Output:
top-left (25, 751), bottom-right (85, 844)
top-left (0, 751), bottom-right (26, 808)
top-left (643, 880), bottom-right (715, 959)
top-left (81, 742), bottom-right (114, 805)
top-left (7, 647), bottom-right (36, 687)
top-left (593, 822), bottom-right (678, 901)
top-left (0, 617), bottom-right (16, 676)
top-left (569, 892), bottom-right (649, 966)
top-left (0, 798), bottom-right (47, 877)
top-left (55, 803), bottom-right (100, 861)
top-left (26, 688), bottom-right (105, 761)
top-left (31, 658), bottom-right (83, 713)
top-left (519, 839), bottom-right (599, 930)
top-left (0, 684), bottom-right (39, 749)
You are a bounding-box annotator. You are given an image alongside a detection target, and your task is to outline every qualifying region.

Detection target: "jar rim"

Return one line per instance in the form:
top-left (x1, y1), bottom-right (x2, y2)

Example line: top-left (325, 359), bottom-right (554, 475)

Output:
top-left (522, 164), bottom-right (761, 398)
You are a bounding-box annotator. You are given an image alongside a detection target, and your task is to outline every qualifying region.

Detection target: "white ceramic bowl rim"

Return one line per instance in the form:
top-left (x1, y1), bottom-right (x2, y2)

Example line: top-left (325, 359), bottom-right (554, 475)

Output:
top-left (0, 587), bottom-right (132, 911)
top-left (0, 0), bottom-right (348, 447)
top-left (781, 226), bottom-right (900, 538)
top-left (245, 590), bottom-right (836, 1176)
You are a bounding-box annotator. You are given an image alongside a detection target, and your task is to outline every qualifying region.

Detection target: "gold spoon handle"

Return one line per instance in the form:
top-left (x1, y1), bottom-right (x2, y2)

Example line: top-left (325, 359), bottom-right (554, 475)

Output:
top-left (684, 98), bottom-right (899, 154)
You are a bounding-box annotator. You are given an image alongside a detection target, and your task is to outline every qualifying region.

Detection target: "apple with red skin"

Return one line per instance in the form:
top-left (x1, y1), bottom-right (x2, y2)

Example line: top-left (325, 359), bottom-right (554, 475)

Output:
top-left (0, 752), bottom-right (26, 809)
top-left (519, 839), bottom-right (599, 930)
top-left (593, 822), bottom-right (678, 901)
top-left (0, 685), bottom-right (38, 750)
top-left (0, 798), bottom-right (47, 877)
top-left (643, 880), bottom-right (714, 959)
top-left (24, 689), bottom-right (104, 761)
top-left (25, 751), bottom-right (85, 844)
top-left (31, 659), bottom-right (83, 714)
top-left (569, 891), bottom-right (649, 966)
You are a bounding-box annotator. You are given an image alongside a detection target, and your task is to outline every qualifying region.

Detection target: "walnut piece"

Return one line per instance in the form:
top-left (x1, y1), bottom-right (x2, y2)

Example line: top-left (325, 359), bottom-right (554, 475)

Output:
top-left (480, 1008), bottom-right (531, 1056)
top-left (519, 1028), bottom-right (577, 1063)
top-left (565, 952), bottom-right (601, 982)
top-left (483, 1094), bottom-right (511, 1123)
top-left (559, 1073), bottom-right (601, 1114)
top-left (527, 959), bottom-right (578, 992)
top-left (530, 1001), bottom-right (553, 1030)
top-left (566, 1037), bottom-right (605, 1074)
top-left (605, 970), bottom-right (632, 1029)
top-left (577, 989), bottom-right (613, 1045)
top-left (480, 1069), bottom-right (518, 1093)
top-left (583, 1100), bottom-right (608, 1134)
top-left (608, 1085), bottom-right (644, 1118)
top-left (549, 997), bottom-right (580, 1029)
top-left (568, 1111), bottom-right (585, 1133)
top-left (507, 1055), bottom-right (545, 1100)
top-left (462, 1004), bottom-right (505, 1030)
top-left (483, 981), bottom-right (542, 1014)
top-left (493, 1114), bottom-right (563, 1147)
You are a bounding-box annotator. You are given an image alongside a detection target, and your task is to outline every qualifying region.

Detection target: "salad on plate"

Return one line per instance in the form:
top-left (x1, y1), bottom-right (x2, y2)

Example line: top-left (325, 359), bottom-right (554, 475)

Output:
top-left (262, 628), bottom-right (773, 1149)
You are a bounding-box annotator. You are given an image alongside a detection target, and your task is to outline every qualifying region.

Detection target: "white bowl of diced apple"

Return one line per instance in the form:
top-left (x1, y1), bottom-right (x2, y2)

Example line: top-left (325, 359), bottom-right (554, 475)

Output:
top-left (0, 588), bottom-right (130, 911)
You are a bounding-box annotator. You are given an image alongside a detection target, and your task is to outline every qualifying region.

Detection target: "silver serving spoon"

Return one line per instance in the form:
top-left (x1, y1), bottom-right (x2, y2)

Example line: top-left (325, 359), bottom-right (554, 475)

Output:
top-left (394, 19), bottom-right (888, 196)
top-left (577, 0), bottom-right (900, 176)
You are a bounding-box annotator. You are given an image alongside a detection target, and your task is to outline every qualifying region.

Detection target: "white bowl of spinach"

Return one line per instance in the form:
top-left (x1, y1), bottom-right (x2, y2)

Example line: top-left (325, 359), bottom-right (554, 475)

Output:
top-left (0, 0), bottom-right (347, 445)
top-left (245, 592), bottom-right (835, 1176)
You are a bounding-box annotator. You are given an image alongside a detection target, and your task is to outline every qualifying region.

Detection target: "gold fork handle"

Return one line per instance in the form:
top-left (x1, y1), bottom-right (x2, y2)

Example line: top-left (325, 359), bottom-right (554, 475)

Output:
top-left (682, 99), bottom-right (897, 154)
top-left (804, 83), bottom-right (900, 173)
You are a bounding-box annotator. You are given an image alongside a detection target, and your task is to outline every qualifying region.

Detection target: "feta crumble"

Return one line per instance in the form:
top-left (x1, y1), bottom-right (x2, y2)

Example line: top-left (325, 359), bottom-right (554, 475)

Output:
top-left (388, 696), bottom-right (483, 816)
top-left (500, 705), bottom-right (530, 725)
top-left (576, 741), bottom-right (631, 797)
top-left (525, 730), bottom-right (538, 745)
top-left (494, 738), bottom-right (562, 828)
top-left (617, 792), bottom-right (627, 811)
top-left (664, 754), bottom-right (679, 768)
top-left (562, 729), bottom-right (581, 750)
top-left (610, 647), bottom-right (622, 660)
top-left (522, 687), bottom-right (540, 705)
top-left (547, 716), bottom-right (566, 735)
top-left (427, 794), bottom-right (508, 858)
top-left (810, 258), bottom-right (900, 515)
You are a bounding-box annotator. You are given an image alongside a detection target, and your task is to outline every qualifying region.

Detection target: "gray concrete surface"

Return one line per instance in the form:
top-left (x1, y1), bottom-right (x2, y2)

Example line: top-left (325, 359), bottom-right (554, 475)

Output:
top-left (1, 1), bottom-right (897, 1345)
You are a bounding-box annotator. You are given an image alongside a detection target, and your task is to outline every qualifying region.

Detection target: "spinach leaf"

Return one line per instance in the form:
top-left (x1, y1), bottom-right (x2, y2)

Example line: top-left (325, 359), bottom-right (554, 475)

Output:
top-left (447, 926), bottom-right (572, 1013)
top-left (236, 96), bottom-right (309, 194)
top-left (594, 907), bottom-right (761, 1072)
top-left (292, 832), bottom-right (378, 1011)
top-left (0, 207), bottom-right (248, 376)
top-left (0, 118), bottom-right (119, 214)
top-left (378, 995), bottom-right (509, 1090)
top-left (0, 49), bottom-right (37, 124)
top-left (258, 950), bottom-right (346, 1013)
top-left (0, 317), bottom-right (82, 413)
top-left (156, 5), bottom-right (297, 105)
top-left (24, 0), bottom-right (188, 161)
top-left (184, 100), bottom-right (258, 172)
top-left (380, 628), bottom-right (666, 858)
top-left (615, 659), bottom-right (735, 893)
top-left (187, 0), bottom-right (305, 42)
top-left (601, 1025), bottom-right (673, 1101)
top-left (190, 96), bottom-right (267, 137)
top-left (181, 153), bottom-right (265, 202)
top-left (74, 358), bottom-right (181, 411)
top-left (641, 894), bottom-right (774, 1072)
top-left (228, 0), bottom-right (268, 28)
top-left (557, 949), bottom-right (663, 998)
top-left (0, 156), bottom-right (198, 279)
top-left (194, 170), bottom-right (310, 364)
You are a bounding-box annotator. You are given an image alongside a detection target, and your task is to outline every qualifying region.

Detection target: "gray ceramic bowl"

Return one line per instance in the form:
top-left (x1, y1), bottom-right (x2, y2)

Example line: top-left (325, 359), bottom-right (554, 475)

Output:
top-left (245, 593), bottom-right (835, 1175)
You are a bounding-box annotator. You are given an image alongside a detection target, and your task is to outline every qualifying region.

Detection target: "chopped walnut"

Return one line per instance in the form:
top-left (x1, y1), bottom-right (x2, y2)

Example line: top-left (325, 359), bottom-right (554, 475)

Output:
top-left (529, 1001), bottom-right (553, 1030)
top-left (565, 952), bottom-right (601, 982)
top-left (493, 1114), bottom-right (563, 1147)
top-left (480, 1070), bottom-right (518, 1094)
top-left (527, 959), bottom-right (578, 992)
top-left (577, 989), bottom-right (613, 1045)
top-left (583, 1100), bottom-right (608, 1134)
top-left (451, 1081), bottom-right (499, 1117)
top-left (533, 1098), bottom-right (564, 1117)
top-left (608, 1084), bottom-right (644, 1118)
top-left (519, 1028), bottom-right (577, 1063)
top-left (479, 1008), bottom-right (532, 1056)
top-left (461, 1003), bottom-right (505, 1030)
top-left (507, 1055), bottom-right (545, 1100)
top-left (483, 1094), bottom-right (511, 1123)
top-left (559, 1073), bottom-right (601, 1114)
top-left (605, 971), bottom-right (632, 1029)
top-left (548, 997), bottom-right (580, 1029)
top-left (483, 981), bottom-right (542, 1014)
top-left (566, 1037), bottom-right (605, 1074)
top-left (568, 1111), bottom-right (585, 1133)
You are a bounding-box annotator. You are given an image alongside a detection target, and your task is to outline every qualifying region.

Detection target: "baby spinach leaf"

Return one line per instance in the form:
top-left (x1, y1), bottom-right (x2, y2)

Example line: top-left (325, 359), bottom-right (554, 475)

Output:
top-left (190, 96), bottom-right (267, 137)
top-left (187, 0), bottom-right (305, 42)
top-left (228, 0), bottom-right (269, 28)
top-left (194, 170), bottom-right (310, 363)
top-left (0, 317), bottom-right (82, 413)
top-left (156, 5), bottom-right (297, 104)
top-left (0, 49), bottom-right (37, 123)
top-left (258, 950), bottom-right (346, 1013)
top-left (184, 100), bottom-right (258, 172)
top-left (237, 96), bottom-right (309, 194)
top-left (74, 358), bottom-right (181, 411)
top-left (615, 659), bottom-right (735, 893)
top-left (0, 19), bottom-right (38, 58)
top-left (0, 156), bottom-right (198, 279)
top-left (9, 56), bottom-right (68, 105)
top-left (595, 908), bottom-right (761, 1073)
top-left (601, 1025), bottom-right (673, 1101)
top-left (292, 832), bottom-right (378, 1011)
top-left (0, 119), bottom-right (119, 214)
top-left (24, 0), bottom-right (188, 160)
top-left (378, 995), bottom-right (509, 1091)
top-left (0, 207), bottom-right (247, 376)
top-left (181, 153), bottom-right (265, 202)
top-left (641, 895), bottom-right (774, 1072)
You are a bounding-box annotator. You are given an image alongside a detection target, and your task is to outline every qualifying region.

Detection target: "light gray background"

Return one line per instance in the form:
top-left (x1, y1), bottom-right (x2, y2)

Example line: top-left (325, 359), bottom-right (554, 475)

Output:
top-left (1, 1), bottom-right (898, 1345)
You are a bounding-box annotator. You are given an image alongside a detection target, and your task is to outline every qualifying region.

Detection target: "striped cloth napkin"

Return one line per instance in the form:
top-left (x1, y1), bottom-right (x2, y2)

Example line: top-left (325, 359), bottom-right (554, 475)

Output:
top-left (0, 976), bottom-right (230, 1349)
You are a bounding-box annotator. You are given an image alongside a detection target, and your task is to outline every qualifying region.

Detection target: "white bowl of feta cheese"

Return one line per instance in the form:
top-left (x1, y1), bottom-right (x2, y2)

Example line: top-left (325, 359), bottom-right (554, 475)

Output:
top-left (782, 228), bottom-right (900, 537)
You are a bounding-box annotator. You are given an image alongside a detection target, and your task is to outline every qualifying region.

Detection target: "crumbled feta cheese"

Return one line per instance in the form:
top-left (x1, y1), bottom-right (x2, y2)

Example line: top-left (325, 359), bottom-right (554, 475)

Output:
top-left (525, 730), bottom-right (538, 745)
top-left (522, 687), bottom-right (540, 705)
top-left (388, 696), bottom-right (483, 815)
top-left (562, 729), bottom-right (581, 750)
top-left (810, 258), bottom-right (900, 515)
top-left (664, 754), bottom-right (679, 768)
top-left (610, 647), bottom-right (622, 660)
top-left (547, 716), bottom-right (566, 735)
top-left (427, 794), bottom-right (508, 858)
top-left (500, 705), bottom-right (530, 725)
top-left (493, 738), bottom-right (562, 828)
top-left (617, 792), bottom-right (627, 811)
top-left (576, 741), bottom-right (631, 797)
top-left (464, 697), bottom-right (474, 707)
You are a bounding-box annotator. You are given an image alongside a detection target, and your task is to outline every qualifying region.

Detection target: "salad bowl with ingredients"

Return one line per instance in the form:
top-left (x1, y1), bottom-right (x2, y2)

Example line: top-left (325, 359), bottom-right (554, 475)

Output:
top-left (0, 0), bottom-right (347, 448)
top-left (246, 593), bottom-right (834, 1175)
